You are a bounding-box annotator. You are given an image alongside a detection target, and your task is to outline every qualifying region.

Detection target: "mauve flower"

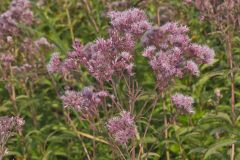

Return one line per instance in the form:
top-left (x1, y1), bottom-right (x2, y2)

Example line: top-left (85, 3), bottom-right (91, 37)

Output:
top-left (61, 58), bottom-right (78, 73)
top-left (10, 0), bottom-right (31, 9)
top-left (171, 93), bottom-right (194, 114)
top-left (110, 30), bottom-right (135, 52)
top-left (107, 8), bottom-right (151, 36)
top-left (107, 111), bottom-right (136, 144)
top-left (49, 9), bottom-right (151, 79)
top-left (141, 22), bottom-right (214, 91)
top-left (19, 9), bottom-right (33, 25)
top-left (142, 46), bottom-right (156, 58)
top-left (141, 22), bottom-right (190, 49)
top-left (0, 54), bottom-right (14, 65)
top-left (34, 37), bottom-right (54, 50)
top-left (47, 52), bottom-right (61, 73)
top-left (188, 44), bottom-right (215, 64)
top-left (67, 38), bottom-right (135, 81)
top-left (12, 63), bottom-right (32, 74)
top-left (185, 60), bottom-right (200, 76)
top-left (0, 0), bottom-right (33, 38)
top-left (21, 38), bottom-right (38, 54)
top-left (0, 116), bottom-right (24, 157)
top-left (61, 87), bottom-right (108, 118)
top-left (148, 47), bottom-right (184, 90)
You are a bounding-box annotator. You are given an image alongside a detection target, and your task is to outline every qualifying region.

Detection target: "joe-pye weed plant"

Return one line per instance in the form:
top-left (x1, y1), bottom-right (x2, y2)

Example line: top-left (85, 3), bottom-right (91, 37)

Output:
top-left (4, 0), bottom-right (240, 159)
top-left (48, 7), bottom-right (215, 159)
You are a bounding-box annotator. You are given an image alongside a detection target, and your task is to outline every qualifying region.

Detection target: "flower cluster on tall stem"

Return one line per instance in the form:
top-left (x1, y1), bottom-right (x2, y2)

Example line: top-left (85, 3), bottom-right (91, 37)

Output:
top-left (107, 111), bottom-right (136, 144)
top-left (48, 8), bottom-right (151, 83)
top-left (171, 93), bottom-right (194, 114)
top-left (47, 8), bottom-right (216, 155)
top-left (141, 22), bottom-right (214, 91)
top-left (61, 87), bottom-right (108, 119)
top-left (0, 116), bottom-right (24, 158)
top-left (0, 0), bottom-right (33, 40)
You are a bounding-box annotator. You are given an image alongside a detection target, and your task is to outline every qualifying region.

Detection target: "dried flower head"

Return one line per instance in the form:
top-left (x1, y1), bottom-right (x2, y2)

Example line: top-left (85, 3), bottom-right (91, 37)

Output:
top-left (171, 93), bottom-right (194, 114)
top-left (106, 111), bottom-right (136, 144)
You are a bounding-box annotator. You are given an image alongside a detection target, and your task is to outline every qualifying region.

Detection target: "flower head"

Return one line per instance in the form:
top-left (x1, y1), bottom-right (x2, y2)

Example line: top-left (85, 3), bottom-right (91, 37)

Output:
top-left (185, 60), bottom-right (200, 76)
top-left (0, 0), bottom-right (33, 38)
top-left (0, 54), bottom-right (14, 65)
top-left (0, 116), bottom-right (24, 157)
top-left (171, 93), bottom-right (194, 114)
top-left (106, 111), bottom-right (136, 144)
top-left (141, 22), bottom-right (214, 91)
top-left (34, 37), bottom-right (54, 50)
top-left (61, 87), bottom-right (108, 118)
top-left (47, 52), bottom-right (62, 73)
top-left (188, 44), bottom-right (215, 64)
top-left (65, 38), bottom-right (135, 81)
top-left (107, 8), bottom-right (151, 36)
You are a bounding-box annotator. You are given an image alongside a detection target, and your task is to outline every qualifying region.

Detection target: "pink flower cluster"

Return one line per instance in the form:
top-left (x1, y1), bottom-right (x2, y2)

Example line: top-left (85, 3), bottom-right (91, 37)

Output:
top-left (21, 37), bottom-right (54, 55)
top-left (47, 52), bottom-right (62, 73)
top-left (142, 22), bottom-right (214, 91)
top-left (0, 0), bottom-right (33, 38)
top-left (107, 111), bottom-right (136, 144)
top-left (171, 93), bottom-right (194, 114)
top-left (12, 63), bottom-right (32, 74)
top-left (107, 8), bottom-right (151, 36)
top-left (0, 116), bottom-right (24, 133)
top-left (47, 8), bottom-right (217, 147)
top-left (0, 116), bottom-right (24, 156)
top-left (0, 54), bottom-right (14, 65)
top-left (48, 9), bottom-right (150, 82)
top-left (61, 87), bottom-right (108, 118)
top-left (48, 8), bottom-right (150, 81)
top-left (73, 39), bottom-right (134, 81)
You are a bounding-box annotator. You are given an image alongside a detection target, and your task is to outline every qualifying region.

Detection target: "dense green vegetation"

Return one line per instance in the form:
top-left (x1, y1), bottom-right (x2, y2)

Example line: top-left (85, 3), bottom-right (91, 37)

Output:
top-left (0, 0), bottom-right (239, 159)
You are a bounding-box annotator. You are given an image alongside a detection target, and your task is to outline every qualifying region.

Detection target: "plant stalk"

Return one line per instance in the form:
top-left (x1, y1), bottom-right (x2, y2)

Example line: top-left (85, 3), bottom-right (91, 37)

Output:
top-left (162, 93), bottom-right (170, 160)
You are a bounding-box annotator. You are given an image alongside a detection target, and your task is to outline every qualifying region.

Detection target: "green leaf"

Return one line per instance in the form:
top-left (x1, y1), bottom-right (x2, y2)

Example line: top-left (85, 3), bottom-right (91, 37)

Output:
top-left (204, 139), bottom-right (236, 159)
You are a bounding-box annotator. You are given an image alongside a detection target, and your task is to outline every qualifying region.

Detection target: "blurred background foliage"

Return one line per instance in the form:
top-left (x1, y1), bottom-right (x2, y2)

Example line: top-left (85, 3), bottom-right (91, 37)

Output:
top-left (0, 0), bottom-right (240, 159)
